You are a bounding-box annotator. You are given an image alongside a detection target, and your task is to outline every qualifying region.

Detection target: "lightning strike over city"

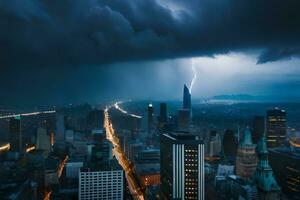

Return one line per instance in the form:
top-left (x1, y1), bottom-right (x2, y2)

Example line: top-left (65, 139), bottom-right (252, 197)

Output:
top-left (1, 0), bottom-right (300, 199)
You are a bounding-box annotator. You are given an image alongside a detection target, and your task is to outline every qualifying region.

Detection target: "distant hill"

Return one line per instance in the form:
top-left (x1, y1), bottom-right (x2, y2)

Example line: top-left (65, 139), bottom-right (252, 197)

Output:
top-left (211, 94), bottom-right (300, 102)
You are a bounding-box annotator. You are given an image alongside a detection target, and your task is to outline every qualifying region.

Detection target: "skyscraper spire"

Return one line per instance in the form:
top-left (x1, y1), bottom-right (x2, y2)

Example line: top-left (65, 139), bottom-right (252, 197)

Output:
top-left (183, 84), bottom-right (191, 110)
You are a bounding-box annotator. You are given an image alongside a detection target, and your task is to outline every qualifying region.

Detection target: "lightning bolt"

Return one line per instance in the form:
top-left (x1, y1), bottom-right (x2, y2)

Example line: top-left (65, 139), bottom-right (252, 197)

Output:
top-left (189, 58), bottom-right (197, 94)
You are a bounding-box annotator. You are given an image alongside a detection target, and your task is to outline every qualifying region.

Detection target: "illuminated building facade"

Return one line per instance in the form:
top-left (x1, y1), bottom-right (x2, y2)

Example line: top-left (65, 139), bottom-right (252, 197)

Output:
top-left (236, 127), bottom-right (258, 180)
top-left (269, 147), bottom-right (300, 199)
top-left (160, 132), bottom-right (205, 200)
top-left (266, 108), bottom-right (286, 148)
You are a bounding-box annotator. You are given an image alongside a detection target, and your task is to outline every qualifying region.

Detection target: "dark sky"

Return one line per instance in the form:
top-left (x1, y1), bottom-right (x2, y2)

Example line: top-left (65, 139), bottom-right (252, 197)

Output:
top-left (1, 0), bottom-right (300, 107)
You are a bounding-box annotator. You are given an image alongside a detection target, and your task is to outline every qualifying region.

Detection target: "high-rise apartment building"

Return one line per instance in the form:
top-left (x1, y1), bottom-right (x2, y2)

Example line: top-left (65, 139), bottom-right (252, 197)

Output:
top-left (79, 169), bottom-right (124, 200)
top-left (160, 132), bottom-right (205, 200)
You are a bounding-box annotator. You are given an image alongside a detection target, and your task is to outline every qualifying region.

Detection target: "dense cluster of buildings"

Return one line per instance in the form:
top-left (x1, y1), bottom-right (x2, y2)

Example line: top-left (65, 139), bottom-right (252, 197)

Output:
top-left (0, 84), bottom-right (300, 200)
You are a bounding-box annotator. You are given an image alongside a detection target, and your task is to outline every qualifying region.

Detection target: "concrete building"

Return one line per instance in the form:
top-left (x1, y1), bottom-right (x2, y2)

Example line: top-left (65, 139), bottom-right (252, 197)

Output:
top-left (36, 127), bottom-right (51, 153)
top-left (209, 133), bottom-right (222, 157)
top-left (236, 127), bottom-right (258, 180)
top-left (79, 169), bottom-right (124, 200)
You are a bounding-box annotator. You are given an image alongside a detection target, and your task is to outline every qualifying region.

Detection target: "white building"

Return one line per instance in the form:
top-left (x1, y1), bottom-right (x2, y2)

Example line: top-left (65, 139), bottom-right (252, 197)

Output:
top-left (79, 169), bottom-right (124, 200)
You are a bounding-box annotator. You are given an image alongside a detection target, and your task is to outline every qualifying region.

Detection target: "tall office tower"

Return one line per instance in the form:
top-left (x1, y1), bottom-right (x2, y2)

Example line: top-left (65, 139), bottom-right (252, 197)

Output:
top-left (158, 103), bottom-right (167, 132)
top-left (183, 84), bottom-right (191, 110)
top-left (266, 108), bottom-right (286, 148)
top-left (36, 127), bottom-right (51, 152)
top-left (254, 134), bottom-right (280, 200)
top-left (159, 103), bottom-right (167, 123)
top-left (160, 132), bottom-right (205, 200)
top-left (269, 144), bottom-right (300, 199)
top-left (252, 116), bottom-right (265, 144)
top-left (236, 127), bottom-right (258, 180)
top-left (79, 169), bottom-right (124, 200)
top-left (147, 103), bottom-right (154, 133)
top-left (223, 129), bottom-right (238, 163)
top-left (9, 116), bottom-right (22, 152)
top-left (55, 114), bottom-right (65, 142)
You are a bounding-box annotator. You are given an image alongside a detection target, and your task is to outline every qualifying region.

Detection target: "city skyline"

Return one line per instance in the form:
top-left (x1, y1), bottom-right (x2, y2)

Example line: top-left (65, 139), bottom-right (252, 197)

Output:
top-left (1, 1), bottom-right (300, 200)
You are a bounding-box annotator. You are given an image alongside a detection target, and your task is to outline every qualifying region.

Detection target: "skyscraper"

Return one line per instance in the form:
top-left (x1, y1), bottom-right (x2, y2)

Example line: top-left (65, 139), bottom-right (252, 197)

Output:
top-left (222, 129), bottom-right (238, 163)
top-left (55, 114), bottom-right (65, 142)
top-left (252, 116), bottom-right (265, 144)
top-left (9, 116), bottom-right (22, 153)
top-left (158, 103), bottom-right (167, 132)
top-left (183, 84), bottom-right (191, 110)
top-left (269, 146), bottom-right (300, 199)
top-left (160, 132), bottom-right (205, 200)
top-left (236, 127), bottom-right (258, 180)
top-left (159, 103), bottom-right (167, 124)
top-left (147, 103), bottom-right (154, 133)
top-left (254, 134), bottom-right (280, 200)
top-left (266, 108), bottom-right (286, 148)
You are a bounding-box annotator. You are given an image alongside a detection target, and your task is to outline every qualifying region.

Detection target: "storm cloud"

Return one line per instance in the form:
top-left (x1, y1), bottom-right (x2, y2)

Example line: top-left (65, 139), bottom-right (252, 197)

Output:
top-left (1, 0), bottom-right (300, 68)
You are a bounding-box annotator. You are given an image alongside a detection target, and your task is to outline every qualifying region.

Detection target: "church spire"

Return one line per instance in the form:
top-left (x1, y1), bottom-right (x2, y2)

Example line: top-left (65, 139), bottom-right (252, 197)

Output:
top-left (255, 132), bottom-right (280, 199)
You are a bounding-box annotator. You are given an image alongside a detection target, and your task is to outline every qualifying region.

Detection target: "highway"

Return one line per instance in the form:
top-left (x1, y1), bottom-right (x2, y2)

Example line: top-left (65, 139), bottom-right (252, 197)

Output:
top-left (114, 101), bottom-right (142, 119)
top-left (57, 155), bottom-right (69, 178)
top-left (0, 110), bottom-right (56, 119)
top-left (0, 143), bottom-right (10, 152)
top-left (104, 106), bottom-right (144, 200)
